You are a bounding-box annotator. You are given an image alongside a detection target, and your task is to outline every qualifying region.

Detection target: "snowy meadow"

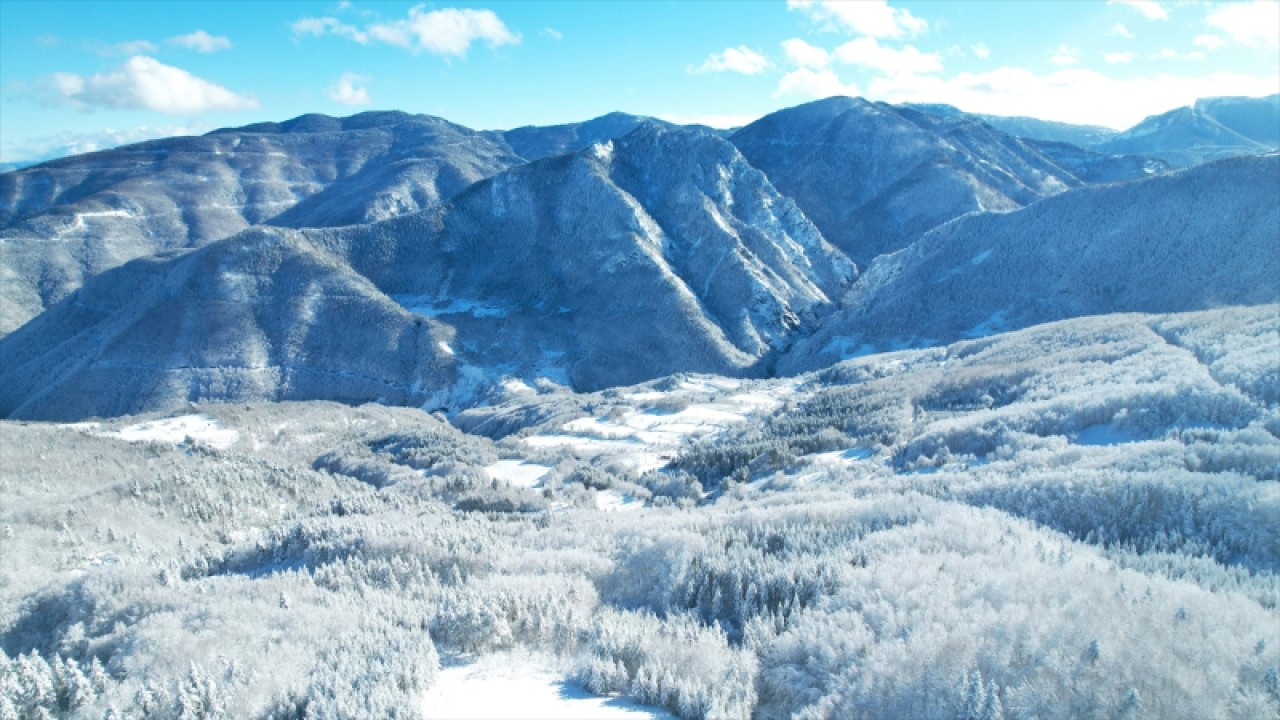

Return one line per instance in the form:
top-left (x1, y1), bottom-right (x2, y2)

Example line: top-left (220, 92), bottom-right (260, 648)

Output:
top-left (2, 305), bottom-right (1277, 719)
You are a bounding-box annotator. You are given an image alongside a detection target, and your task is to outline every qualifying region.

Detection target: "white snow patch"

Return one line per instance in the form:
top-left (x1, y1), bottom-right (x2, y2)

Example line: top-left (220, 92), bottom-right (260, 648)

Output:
top-left (423, 651), bottom-right (674, 720)
top-left (393, 296), bottom-right (510, 319)
top-left (437, 341), bottom-right (455, 357)
top-left (596, 490), bottom-right (644, 513)
top-left (106, 415), bottom-right (238, 450)
top-left (963, 310), bottom-right (1009, 338)
top-left (970, 249), bottom-right (993, 266)
top-left (519, 379), bottom-right (794, 473)
top-left (484, 460), bottom-right (551, 488)
top-left (1075, 424), bottom-right (1141, 446)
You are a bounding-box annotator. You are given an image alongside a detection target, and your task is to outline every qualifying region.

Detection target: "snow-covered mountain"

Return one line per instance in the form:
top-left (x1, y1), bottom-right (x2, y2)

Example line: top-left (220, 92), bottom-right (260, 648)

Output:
top-left (780, 153), bottom-right (1280, 373)
top-left (0, 124), bottom-right (854, 419)
top-left (905, 102), bottom-right (1119, 146)
top-left (1097, 94), bottom-right (1280, 167)
top-left (730, 97), bottom-right (1082, 266)
top-left (0, 112), bottom-right (525, 335)
top-left (493, 111), bottom-right (681, 161)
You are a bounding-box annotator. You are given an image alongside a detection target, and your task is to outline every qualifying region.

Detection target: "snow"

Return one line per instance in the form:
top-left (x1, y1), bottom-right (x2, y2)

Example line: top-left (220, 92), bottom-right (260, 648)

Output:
top-left (485, 460), bottom-right (551, 488)
top-left (104, 414), bottom-right (238, 450)
top-left (520, 380), bottom-right (793, 473)
top-left (1075, 424), bottom-right (1141, 446)
top-left (596, 489), bottom-right (645, 512)
top-left (394, 296), bottom-right (510, 318)
top-left (423, 651), bottom-right (674, 720)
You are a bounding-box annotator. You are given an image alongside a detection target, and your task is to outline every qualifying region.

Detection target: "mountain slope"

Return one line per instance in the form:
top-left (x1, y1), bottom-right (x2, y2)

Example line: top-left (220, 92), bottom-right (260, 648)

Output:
top-left (312, 123), bottom-right (856, 391)
top-left (0, 228), bottom-right (457, 421)
top-left (494, 112), bottom-right (676, 161)
top-left (780, 154), bottom-right (1280, 373)
top-left (0, 125), bottom-right (855, 419)
top-left (0, 112), bottom-right (523, 335)
top-left (1097, 94), bottom-right (1280, 167)
top-left (730, 96), bottom-right (1081, 267)
top-left (905, 103), bottom-right (1118, 146)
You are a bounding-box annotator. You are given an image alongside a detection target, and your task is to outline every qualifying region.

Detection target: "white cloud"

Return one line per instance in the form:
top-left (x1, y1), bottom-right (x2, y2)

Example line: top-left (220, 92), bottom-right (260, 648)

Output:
top-left (971, 43), bottom-right (990, 59)
top-left (115, 40), bottom-right (159, 55)
top-left (1051, 45), bottom-right (1081, 66)
top-left (44, 56), bottom-right (257, 114)
top-left (329, 72), bottom-right (371, 106)
top-left (692, 46), bottom-right (771, 75)
top-left (862, 66), bottom-right (1278, 129)
top-left (1104, 51), bottom-right (1138, 63)
top-left (0, 122), bottom-right (210, 165)
top-left (167, 30), bottom-right (232, 54)
top-left (86, 39), bottom-right (158, 56)
top-left (293, 6), bottom-right (520, 57)
top-left (1112, 22), bottom-right (1134, 38)
top-left (787, 0), bottom-right (927, 38)
top-left (367, 6), bottom-right (519, 56)
top-left (1193, 34), bottom-right (1225, 51)
top-left (1107, 0), bottom-right (1169, 21)
top-left (292, 16), bottom-right (369, 43)
top-left (774, 67), bottom-right (861, 99)
top-left (781, 38), bottom-right (831, 69)
top-left (1153, 47), bottom-right (1179, 59)
top-left (1206, 1), bottom-right (1280, 48)
top-left (835, 37), bottom-right (942, 75)
top-left (542, 27), bottom-right (562, 41)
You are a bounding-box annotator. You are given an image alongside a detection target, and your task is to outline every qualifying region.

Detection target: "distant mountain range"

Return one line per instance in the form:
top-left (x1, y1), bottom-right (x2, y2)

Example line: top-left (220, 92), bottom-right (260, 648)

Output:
top-left (1, 93), bottom-right (1276, 420)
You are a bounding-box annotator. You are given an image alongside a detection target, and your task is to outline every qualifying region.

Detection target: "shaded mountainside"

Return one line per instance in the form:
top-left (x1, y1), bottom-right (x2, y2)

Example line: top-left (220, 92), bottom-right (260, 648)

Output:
top-left (730, 96), bottom-right (1081, 267)
top-left (312, 123), bottom-right (856, 390)
top-left (1097, 94), bottom-right (1280, 167)
top-left (0, 124), bottom-right (855, 419)
top-left (0, 112), bottom-right (524, 335)
top-left (493, 112), bottom-right (677, 162)
top-left (780, 154), bottom-right (1280, 374)
top-left (0, 229), bottom-right (457, 421)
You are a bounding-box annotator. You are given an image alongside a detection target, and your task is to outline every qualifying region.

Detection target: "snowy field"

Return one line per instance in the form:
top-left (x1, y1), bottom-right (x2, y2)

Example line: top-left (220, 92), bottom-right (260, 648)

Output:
top-left (423, 651), bottom-right (675, 719)
top-left (2, 306), bottom-right (1278, 719)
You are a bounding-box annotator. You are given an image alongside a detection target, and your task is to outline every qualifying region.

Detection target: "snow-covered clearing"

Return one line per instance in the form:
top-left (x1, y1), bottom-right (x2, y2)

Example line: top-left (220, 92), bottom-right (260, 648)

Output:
top-left (484, 459), bottom-right (550, 488)
top-left (423, 651), bottom-right (675, 720)
top-left (101, 414), bottom-right (238, 450)
top-left (518, 378), bottom-right (794, 473)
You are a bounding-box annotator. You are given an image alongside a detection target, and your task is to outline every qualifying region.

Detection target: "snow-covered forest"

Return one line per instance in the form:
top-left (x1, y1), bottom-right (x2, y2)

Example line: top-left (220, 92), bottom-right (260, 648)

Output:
top-left (3, 305), bottom-right (1277, 719)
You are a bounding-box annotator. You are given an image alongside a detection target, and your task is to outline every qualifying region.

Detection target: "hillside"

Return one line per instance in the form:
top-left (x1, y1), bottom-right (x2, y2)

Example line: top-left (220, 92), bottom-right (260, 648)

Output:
top-left (780, 153), bottom-right (1280, 373)
top-left (730, 97), bottom-right (1081, 267)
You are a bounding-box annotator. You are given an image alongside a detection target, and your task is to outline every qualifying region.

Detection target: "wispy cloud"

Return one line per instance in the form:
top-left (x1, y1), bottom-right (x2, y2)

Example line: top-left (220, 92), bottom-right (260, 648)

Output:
top-left (329, 72), bottom-right (371, 106)
top-left (1107, 0), bottom-right (1169, 21)
top-left (542, 27), bottom-right (562, 41)
top-left (787, 0), bottom-right (927, 38)
top-left (1112, 23), bottom-right (1134, 38)
top-left (691, 46), bottom-right (771, 75)
top-left (1050, 45), bottom-right (1081, 66)
top-left (86, 39), bottom-right (159, 56)
top-left (1193, 34), bottom-right (1225, 51)
top-left (1104, 51), bottom-right (1138, 64)
top-left (835, 37), bottom-right (942, 75)
top-left (0, 122), bottom-right (210, 165)
top-left (43, 56), bottom-right (257, 114)
top-left (167, 30), bottom-right (232, 54)
top-left (1206, 1), bottom-right (1280, 48)
top-left (774, 67), bottom-right (860, 99)
top-left (781, 38), bottom-right (831, 69)
top-left (971, 43), bottom-right (990, 60)
top-left (293, 6), bottom-right (520, 58)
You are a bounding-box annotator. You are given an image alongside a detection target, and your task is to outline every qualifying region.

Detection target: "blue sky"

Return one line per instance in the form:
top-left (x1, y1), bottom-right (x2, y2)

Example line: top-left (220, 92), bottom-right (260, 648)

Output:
top-left (1, 0), bottom-right (1277, 163)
